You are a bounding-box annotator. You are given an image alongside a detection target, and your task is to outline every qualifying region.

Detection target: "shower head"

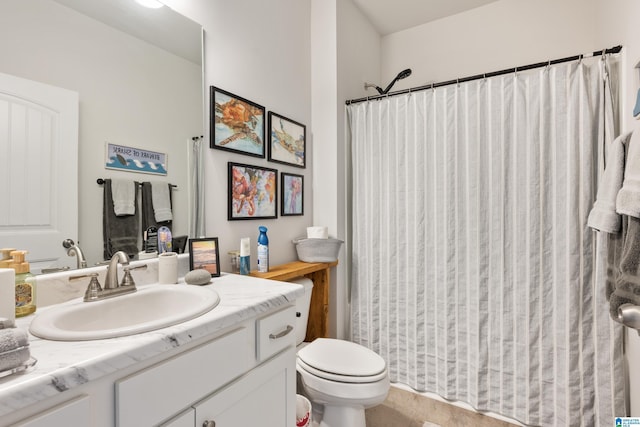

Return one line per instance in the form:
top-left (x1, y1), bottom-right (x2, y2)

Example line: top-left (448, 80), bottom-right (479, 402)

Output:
top-left (396, 68), bottom-right (412, 80)
top-left (365, 68), bottom-right (413, 95)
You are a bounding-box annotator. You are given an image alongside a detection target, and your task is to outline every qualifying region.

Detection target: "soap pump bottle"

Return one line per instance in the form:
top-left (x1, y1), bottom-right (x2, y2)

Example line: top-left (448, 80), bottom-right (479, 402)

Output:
top-left (11, 250), bottom-right (36, 317)
top-left (257, 226), bottom-right (269, 273)
top-left (239, 238), bottom-right (250, 275)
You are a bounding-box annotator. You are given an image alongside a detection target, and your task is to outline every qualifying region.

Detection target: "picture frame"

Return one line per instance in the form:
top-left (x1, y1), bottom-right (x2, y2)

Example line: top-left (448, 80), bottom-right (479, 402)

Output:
top-left (228, 162), bottom-right (278, 220)
top-left (210, 86), bottom-right (265, 158)
top-left (281, 172), bottom-right (303, 216)
top-left (188, 237), bottom-right (221, 277)
top-left (267, 111), bottom-right (306, 168)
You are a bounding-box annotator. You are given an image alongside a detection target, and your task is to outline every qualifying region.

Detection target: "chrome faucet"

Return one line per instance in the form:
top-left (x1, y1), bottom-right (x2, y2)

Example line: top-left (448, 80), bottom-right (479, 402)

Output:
top-left (71, 252), bottom-right (146, 302)
top-left (104, 251), bottom-right (130, 289)
top-left (62, 239), bottom-right (88, 269)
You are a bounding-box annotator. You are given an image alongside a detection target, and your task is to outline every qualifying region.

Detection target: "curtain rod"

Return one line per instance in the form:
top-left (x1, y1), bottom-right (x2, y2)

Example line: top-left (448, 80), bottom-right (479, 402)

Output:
top-left (96, 178), bottom-right (177, 189)
top-left (345, 45), bottom-right (623, 105)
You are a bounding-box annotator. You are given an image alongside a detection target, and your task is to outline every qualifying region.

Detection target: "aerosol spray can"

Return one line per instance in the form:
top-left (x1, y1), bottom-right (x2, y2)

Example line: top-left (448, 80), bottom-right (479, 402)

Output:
top-left (257, 226), bottom-right (269, 273)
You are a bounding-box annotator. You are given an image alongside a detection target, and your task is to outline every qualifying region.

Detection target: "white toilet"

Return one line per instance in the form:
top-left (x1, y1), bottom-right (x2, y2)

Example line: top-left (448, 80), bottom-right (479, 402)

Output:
top-left (293, 278), bottom-right (390, 427)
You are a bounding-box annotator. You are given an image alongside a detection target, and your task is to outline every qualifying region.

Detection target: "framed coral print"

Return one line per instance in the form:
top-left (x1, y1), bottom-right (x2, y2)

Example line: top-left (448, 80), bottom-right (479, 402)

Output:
top-left (281, 172), bottom-right (303, 216)
top-left (210, 86), bottom-right (265, 158)
top-left (268, 111), bottom-right (306, 168)
top-left (188, 237), bottom-right (220, 277)
top-left (228, 162), bottom-right (277, 220)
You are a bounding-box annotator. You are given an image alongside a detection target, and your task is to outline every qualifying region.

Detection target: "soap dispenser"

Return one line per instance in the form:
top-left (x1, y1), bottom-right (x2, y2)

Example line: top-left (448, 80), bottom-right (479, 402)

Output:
top-left (11, 250), bottom-right (36, 317)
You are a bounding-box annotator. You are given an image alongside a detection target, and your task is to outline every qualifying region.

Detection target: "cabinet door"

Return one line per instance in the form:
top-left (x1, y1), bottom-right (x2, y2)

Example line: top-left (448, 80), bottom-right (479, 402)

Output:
top-left (195, 350), bottom-right (296, 427)
top-left (116, 327), bottom-right (250, 427)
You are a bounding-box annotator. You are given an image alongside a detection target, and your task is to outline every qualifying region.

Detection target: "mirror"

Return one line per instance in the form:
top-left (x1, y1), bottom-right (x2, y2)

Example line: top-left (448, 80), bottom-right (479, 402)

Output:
top-left (0, 0), bottom-right (203, 271)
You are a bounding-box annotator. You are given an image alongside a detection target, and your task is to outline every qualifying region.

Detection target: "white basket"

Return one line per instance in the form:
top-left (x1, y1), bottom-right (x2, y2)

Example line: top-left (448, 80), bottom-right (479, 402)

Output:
top-left (296, 394), bottom-right (311, 427)
top-left (292, 237), bottom-right (343, 263)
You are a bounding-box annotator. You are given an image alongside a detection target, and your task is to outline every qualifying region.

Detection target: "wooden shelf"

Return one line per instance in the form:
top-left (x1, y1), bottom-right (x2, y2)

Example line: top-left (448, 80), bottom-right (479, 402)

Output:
top-left (250, 260), bottom-right (337, 341)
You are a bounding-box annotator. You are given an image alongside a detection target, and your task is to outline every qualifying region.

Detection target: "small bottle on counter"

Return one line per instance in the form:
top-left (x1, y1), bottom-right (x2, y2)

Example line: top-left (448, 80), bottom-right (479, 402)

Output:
top-left (239, 238), bottom-right (250, 275)
top-left (257, 226), bottom-right (269, 273)
top-left (11, 250), bottom-right (36, 317)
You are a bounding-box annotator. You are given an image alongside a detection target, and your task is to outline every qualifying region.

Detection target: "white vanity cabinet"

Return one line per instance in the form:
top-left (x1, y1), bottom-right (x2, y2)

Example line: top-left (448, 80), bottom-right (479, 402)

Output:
top-left (0, 275), bottom-right (303, 427)
top-left (117, 305), bottom-right (297, 427)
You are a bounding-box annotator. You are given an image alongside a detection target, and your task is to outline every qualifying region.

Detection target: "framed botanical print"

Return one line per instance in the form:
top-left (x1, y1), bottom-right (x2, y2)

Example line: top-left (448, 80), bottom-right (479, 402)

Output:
top-left (228, 162), bottom-right (277, 220)
top-left (281, 172), bottom-right (303, 216)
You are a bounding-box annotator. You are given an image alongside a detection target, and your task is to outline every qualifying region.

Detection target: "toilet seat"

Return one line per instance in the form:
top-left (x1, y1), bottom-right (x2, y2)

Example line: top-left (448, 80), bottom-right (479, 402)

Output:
top-left (297, 338), bottom-right (386, 383)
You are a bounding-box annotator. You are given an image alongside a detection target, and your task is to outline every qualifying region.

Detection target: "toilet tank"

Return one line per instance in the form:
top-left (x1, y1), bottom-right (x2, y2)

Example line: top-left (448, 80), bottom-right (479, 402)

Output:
top-left (290, 277), bottom-right (313, 346)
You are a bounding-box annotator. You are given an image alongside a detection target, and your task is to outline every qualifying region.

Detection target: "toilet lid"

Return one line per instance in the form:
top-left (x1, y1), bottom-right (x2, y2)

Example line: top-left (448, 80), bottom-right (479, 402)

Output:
top-left (297, 338), bottom-right (386, 378)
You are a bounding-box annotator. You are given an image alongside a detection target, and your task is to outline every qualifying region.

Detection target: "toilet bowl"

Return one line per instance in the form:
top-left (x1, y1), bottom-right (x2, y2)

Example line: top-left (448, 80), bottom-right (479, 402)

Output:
top-left (292, 278), bottom-right (389, 427)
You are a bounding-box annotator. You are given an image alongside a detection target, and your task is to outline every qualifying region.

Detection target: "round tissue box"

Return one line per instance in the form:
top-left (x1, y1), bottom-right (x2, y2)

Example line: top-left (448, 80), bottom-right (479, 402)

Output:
top-left (292, 237), bottom-right (343, 263)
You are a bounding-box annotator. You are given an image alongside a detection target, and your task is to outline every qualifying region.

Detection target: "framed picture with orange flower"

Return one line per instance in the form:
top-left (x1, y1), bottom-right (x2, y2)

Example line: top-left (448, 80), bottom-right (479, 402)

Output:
top-left (228, 162), bottom-right (277, 220)
top-left (210, 86), bottom-right (265, 158)
top-left (281, 172), bottom-right (303, 216)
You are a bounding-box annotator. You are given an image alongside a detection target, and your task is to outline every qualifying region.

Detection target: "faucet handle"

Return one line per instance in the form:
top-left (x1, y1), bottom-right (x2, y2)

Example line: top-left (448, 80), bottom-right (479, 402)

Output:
top-left (70, 273), bottom-right (103, 302)
top-left (121, 264), bottom-right (147, 288)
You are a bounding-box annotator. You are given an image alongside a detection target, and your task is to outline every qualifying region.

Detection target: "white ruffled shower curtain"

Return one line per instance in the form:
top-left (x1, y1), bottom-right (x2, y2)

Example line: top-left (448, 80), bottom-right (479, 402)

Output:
top-left (348, 55), bottom-right (625, 426)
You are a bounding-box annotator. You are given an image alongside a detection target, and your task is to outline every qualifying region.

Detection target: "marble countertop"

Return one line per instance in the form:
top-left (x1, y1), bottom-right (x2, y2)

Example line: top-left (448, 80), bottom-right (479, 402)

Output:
top-left (0, 273), bottom-right (304, 417)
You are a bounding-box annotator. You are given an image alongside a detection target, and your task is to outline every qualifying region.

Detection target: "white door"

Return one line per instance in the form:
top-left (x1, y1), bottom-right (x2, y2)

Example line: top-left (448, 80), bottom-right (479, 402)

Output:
top-left (0, 72), bottom-right (78, 272)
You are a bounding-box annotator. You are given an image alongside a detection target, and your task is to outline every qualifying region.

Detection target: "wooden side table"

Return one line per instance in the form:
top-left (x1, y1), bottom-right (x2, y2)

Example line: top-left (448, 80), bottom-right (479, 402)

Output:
top-left (250, 260), bottom-right (338, 341)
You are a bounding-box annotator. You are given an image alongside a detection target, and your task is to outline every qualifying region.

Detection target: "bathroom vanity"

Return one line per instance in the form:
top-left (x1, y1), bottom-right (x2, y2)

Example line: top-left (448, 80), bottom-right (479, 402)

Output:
top-left (0, 273), bottom-right (303, 427)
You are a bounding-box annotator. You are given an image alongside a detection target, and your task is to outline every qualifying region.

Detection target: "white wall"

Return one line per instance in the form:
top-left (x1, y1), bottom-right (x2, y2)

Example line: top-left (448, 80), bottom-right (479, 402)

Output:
top-left (164, 0), bottom-right (313, 272)
top-left (380, 0), bottom-right (598, 90)
top-left (0, 0), bottom-right (201, 265)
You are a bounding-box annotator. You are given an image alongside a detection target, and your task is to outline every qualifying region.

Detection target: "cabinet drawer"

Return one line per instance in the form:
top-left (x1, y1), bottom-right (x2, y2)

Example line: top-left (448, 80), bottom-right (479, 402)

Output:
top-left (116, 327), bottom-right (250, 427)
top-left (256, 305), bottom-right (296, 362)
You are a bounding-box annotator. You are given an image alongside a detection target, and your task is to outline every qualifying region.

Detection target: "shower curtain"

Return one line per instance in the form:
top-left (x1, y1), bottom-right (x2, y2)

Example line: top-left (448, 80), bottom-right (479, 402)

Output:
top-left (348, 55), bottom-right (625, 426)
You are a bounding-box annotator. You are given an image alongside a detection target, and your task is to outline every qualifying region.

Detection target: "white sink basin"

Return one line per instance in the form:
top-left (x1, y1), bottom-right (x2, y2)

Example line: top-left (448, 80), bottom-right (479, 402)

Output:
top-left (29, 285), bottom-right (220, 341)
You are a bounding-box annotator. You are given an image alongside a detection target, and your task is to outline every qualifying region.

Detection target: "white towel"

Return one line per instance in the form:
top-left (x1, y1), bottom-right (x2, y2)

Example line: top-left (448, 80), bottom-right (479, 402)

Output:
top-left (0, 328), bottom-right (29, 352)
top-left (0, 328), bottom-right (30, 372)
top-left (617, 128), bottom-right (640, 218)
top-left (151, 182), bottom-right (173, 222)
top-left (111, 179), bottom-right (136, 216)
top-left (587, 131), bottom-right (633, 233)
top-left (0, 317), bottom-right (15, 329)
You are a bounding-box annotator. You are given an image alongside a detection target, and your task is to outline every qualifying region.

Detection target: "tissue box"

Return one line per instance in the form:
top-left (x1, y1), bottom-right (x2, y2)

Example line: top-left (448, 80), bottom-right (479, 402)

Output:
top-left (292, 238), bottom-right (343, 263)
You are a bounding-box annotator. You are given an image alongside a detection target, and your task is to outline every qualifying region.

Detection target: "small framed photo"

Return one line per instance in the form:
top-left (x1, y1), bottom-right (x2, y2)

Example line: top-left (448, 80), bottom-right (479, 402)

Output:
top-left (228, 162), bottom-right (278, 220)
top-left (210, 86), bottom-right (265, 158)
top-left (268, 111), bottom-right (306, 168)
top-left (188, 237), bottom-right (221, 277)
top-left (281, 172), bottom-right (303, 216)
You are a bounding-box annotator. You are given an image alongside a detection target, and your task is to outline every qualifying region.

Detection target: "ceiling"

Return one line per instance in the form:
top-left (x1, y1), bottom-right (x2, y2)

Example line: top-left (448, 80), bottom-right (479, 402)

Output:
top-left (352, 0), bottom-right (500, 35)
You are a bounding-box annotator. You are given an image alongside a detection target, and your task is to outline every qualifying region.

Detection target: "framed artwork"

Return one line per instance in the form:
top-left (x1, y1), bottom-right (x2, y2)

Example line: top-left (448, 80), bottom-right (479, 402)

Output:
top-left (188, 237), bottom-right (220, 277)
top-left (267, 111), bottom-right (306, 168)
top-left (210, 86), bottom-right (265, 158)
top-left (281, 172), bottom-right (303, 216)
top-left (228, 162), bottom-right (277, 220)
